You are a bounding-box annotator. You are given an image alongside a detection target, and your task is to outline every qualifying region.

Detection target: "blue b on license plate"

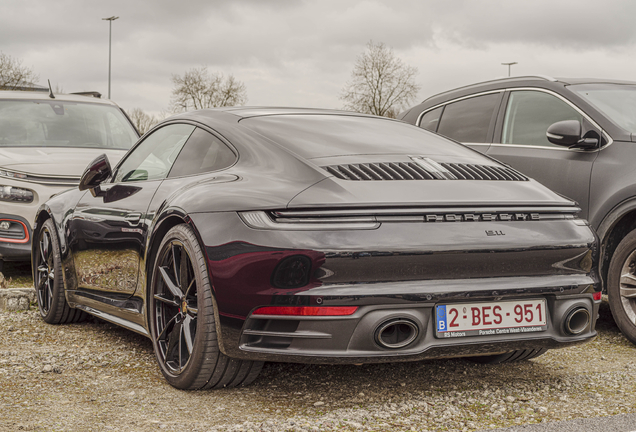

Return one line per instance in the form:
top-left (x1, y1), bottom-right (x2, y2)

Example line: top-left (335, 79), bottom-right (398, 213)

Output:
top-left (435, 299), bottom-right (547, 338)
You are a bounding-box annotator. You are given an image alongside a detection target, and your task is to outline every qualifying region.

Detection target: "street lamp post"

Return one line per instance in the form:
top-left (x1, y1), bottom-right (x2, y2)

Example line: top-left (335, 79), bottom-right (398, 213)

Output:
top-left (501, 62), bottom-right (518, 77)
top-left (102, 16), bottom-right (119, 99)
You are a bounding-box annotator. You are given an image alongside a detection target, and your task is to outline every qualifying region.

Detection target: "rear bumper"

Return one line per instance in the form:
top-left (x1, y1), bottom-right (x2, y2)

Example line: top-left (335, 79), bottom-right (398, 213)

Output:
top-left (220, 280), bottom-right (599, 363)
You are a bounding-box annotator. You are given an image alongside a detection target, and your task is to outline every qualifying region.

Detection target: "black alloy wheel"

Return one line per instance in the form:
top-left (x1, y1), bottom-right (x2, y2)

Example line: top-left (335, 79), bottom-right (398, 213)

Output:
top-left (36, 225), bottom-right (55, 316)
top-left (153, 238), bottom-right (199, 374)
top-left (34, 219), bottom-right (85, 324)
top-left (149, 224), bottom-right (263, 390)
top-left (608, 229), bottom-right (636, 345)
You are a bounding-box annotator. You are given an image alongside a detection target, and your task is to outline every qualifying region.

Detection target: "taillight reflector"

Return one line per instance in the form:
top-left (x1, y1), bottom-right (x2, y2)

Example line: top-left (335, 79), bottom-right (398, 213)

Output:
top-left (593, 292), bottom-right (602, 301)
top-left (252, 306), bottom-right (358, 316)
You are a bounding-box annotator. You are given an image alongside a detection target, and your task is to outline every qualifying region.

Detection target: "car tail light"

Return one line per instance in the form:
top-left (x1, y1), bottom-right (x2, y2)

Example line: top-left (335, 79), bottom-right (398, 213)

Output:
top-left (252, 306), bottom-right (358, 316)
top-left (593, 291), bottom-right (602, 301)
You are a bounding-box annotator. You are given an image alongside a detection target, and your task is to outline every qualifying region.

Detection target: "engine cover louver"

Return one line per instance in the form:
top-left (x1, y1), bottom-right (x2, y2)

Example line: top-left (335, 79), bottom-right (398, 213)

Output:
top-left (323, 162), bottom-right (528, 181)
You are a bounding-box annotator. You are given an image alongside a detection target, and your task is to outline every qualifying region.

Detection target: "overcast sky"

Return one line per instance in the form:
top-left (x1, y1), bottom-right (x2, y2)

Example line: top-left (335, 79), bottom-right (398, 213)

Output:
top-left (3, 0), bottom-right (636, 116)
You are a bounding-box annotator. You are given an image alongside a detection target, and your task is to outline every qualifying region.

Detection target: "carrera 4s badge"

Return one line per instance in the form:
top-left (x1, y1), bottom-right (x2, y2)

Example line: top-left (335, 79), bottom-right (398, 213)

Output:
top-left (486, 230), bottom-right (505, 236)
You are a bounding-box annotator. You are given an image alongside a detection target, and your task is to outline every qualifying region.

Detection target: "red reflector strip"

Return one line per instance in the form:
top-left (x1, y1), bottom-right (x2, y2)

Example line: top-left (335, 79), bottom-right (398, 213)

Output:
top-left (593, 291), bottom-right (602, 301)
top-left (252, 306), bottom-right (358, 316)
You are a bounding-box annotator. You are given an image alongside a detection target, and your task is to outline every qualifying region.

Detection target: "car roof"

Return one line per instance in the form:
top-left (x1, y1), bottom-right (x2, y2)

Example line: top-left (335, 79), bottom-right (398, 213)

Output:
top-left (203, 106), bottom-right (379, 119)
top-left (421, 75), bottom-right (636, 104)
top-left (0, 90), bottom-right (119, 106)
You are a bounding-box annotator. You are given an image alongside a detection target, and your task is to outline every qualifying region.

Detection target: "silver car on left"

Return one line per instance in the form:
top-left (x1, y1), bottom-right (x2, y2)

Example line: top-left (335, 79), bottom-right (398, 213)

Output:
top-left (0, 90), bottom-right (139, 267)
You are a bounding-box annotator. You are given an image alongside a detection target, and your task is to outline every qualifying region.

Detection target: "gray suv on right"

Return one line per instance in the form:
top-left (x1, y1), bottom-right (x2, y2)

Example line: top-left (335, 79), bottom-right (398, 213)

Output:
top-left (399, 76), bottom-right (636, 343)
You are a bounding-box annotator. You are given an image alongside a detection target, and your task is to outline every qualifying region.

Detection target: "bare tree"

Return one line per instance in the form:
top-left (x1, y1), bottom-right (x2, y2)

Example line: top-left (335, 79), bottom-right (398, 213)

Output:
top-left (170, 67), bottom-right (247, 112)
top-left (340, 41), bottom-right (420, 118)
top-left (126, 108), bottom-right (159, 135)
top-left (0, 52), bottom-right (39, 90)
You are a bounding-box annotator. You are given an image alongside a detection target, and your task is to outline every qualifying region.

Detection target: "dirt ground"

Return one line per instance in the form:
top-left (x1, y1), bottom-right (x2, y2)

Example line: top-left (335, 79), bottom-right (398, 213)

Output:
top-left (0, 263), bottom-right (635, 431)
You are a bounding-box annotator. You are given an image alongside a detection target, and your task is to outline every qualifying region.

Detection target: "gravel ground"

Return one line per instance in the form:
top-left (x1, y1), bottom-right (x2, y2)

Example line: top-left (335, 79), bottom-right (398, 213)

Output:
top-left (0, 263), bottom-right (635, 431)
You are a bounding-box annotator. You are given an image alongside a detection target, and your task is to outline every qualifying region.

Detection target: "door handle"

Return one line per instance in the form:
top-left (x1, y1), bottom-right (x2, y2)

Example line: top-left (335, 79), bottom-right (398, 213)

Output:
top-left (125, 212), bottom-right (142, 226)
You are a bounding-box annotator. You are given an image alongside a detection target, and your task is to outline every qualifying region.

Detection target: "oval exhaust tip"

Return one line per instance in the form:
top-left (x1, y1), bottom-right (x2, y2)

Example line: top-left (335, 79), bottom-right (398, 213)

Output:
top-left (565, 307), bottom-right (590, 335)
top-left (375, 318), bottom-right (419, 349)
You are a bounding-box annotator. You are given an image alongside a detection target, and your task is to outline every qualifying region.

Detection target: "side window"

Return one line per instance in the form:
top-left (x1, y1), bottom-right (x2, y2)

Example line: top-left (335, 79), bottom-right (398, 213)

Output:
top-left (502, 91), bottom-right (583, 147)
top-left (436, 93), bottom-right (501, 143)
top-left (168, 128), bottom-right (237, 178)
top-left (418, 106), bottom-right (443, 132)
top-left (113, 123), bottom-right (195, 183)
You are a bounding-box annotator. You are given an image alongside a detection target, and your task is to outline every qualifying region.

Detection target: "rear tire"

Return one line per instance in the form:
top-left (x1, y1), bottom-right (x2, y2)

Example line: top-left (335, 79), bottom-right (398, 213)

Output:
top-left (33, 219), bottom-right (86, 324)
top-left (607, 229), bottom-right (636, 345)
top-left (468, 348), bottom-right (548, 364)
top-left (148, 224), bottom-right (263, 390)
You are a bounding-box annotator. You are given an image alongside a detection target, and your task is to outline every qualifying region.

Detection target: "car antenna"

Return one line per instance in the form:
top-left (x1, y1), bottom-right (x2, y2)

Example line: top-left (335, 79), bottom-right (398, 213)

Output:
top-left (47, 79), bottom-right (55, 99)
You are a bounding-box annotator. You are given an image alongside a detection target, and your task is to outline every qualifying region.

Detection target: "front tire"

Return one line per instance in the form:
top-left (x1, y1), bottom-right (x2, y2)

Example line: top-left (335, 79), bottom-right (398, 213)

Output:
top-left (34, 219), bottom-right (86, 324)
top-left (148, 224), bottom-right (263, 390)
top-left (607, 229), bottom-right (636, 345)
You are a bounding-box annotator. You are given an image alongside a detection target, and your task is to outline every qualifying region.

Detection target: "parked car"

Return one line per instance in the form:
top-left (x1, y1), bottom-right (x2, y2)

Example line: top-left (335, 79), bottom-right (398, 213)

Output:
top-left (0, 90), bottom-right (139, 269)
top-left (399, 76), bottom-right (636, 344)
top-left (33, 107), bottom-right (600, 389)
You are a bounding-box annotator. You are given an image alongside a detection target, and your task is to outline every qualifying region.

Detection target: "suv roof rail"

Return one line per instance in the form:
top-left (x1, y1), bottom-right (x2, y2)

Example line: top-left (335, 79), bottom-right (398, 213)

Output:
top-left (71, 91), bottom-right (102, 98)
top-left (423, 75), bottom-right (559, 102)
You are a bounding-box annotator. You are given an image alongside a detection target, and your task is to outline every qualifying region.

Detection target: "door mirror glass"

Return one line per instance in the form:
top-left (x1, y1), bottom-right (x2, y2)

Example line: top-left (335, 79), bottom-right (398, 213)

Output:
top-left (79, 154), bottom-right (112, 195)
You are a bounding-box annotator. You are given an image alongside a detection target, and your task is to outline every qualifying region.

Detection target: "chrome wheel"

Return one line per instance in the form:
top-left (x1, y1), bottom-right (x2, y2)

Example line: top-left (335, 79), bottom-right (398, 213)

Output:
top-left (153, 240), bottom-right (199, 374)
top-left (36, 227), bottom-right (55, 316)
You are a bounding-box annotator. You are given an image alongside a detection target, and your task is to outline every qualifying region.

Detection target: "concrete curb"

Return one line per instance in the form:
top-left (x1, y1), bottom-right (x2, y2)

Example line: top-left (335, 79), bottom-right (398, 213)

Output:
top-left (0, 288), bottom-right (36, 311)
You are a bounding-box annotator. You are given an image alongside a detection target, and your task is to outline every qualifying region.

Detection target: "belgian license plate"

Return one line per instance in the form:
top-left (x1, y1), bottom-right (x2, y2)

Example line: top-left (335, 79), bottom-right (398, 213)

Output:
top-left (435, 299), bottom-right (547, 338)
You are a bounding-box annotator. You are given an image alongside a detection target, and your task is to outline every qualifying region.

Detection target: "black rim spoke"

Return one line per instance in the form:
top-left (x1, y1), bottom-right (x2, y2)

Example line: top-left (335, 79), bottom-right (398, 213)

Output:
top-left (165, 319), bottom-right (183, 365)
top-left (183, 315), bottom-right (195, 355)
top-left (158, 266), bottom-right (183, 299)
top-left (171, 243), bottom-right (180, 288)
top-left (154, 293), bottom-right (179, 307)
top-left (157, 315), bottom-right (178, 343)
top-left (183, 278), bottom-right (195, 298)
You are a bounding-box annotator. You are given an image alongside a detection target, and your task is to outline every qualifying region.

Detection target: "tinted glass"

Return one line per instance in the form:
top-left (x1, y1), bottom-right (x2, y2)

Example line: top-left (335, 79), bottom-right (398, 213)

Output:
top-left (436, 93), bottom-right (500, 143)
top-left (419, 106), bottom-right (442, 132)
top-left (0, 100), bottom-right (138, 149)
top-left (114, 124), bottom-right (195, 183)
top-left (169, 128), bottom-right (236, 178)
top-left (570, 83), bottom-right (636, 133)
top-left (240, 115), bottom-right (473, 159)
top-left (502, 91), bottom-right (582, 147)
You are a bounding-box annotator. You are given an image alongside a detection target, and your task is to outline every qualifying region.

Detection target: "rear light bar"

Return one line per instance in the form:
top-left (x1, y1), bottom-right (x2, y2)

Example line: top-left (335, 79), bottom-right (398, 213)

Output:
top-left (239, 211), bottom-right (379, 231)
top-left (252, 306), bottom-right (358, 316)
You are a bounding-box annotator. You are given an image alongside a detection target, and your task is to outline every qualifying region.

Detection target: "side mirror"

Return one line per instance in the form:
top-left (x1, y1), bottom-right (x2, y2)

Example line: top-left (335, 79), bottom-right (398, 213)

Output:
top-left (78, 154), bottom-right (112, 197)
top-left (546, 120), bottom-right (598, 149)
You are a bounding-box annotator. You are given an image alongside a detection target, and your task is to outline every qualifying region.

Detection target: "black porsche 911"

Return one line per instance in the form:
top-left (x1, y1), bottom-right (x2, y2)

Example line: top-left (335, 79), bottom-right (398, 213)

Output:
top-left (32, 107), bottom-right (600, 390)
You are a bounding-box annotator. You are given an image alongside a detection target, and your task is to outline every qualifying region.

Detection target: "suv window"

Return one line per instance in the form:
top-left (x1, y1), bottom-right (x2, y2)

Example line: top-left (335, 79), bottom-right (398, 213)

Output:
top-left (114, 123), bottom-right (195, 183)
top-left (169, 128), bottom-right (236, 178)
top-left (418, 106), bottom-right (443, 132)
top-left (502, 90), bottom-right (582, 147)
top-left (436, 93), bottom-right (500, 143)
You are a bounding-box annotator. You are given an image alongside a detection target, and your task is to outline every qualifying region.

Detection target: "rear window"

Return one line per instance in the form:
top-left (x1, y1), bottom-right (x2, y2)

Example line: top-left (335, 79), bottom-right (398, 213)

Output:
top-left (239, 115), bottom-right (471, 159)
top-left (436, 93), bottom-right (500, 143)
top-left (0, 100), bottom-right (138, 149)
